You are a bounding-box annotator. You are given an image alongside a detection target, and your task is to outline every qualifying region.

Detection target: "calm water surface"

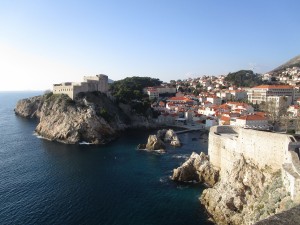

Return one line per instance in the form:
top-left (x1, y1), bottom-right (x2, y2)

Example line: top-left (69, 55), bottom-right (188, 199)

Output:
top-left (0, 92), bottom-right (212, 225)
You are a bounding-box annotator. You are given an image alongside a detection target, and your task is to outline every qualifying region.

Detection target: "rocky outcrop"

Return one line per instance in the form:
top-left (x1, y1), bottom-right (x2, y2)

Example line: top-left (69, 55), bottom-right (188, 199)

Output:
top-left (145, 135), bottom-right (166, 151)
top-left (14, 95), bottom-right (44, 118)
top-left (200, 154), bottom-right (296, 225)
top-left (171, 152), bottom-right (219, 186)
top-left (138, 129), bottom-right (181, 152)
top-left (157, 129), bottom-right (181, 147)
top-left (164, 129), bottom-right (181, 147)
top-left (15, 92), bottom-right (159, 144)
top-left (35, 96), bottom-right (116, 144)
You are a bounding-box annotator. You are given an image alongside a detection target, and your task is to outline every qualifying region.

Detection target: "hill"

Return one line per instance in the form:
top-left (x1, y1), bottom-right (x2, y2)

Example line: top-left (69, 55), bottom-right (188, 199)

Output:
top-left (224, 70), bottom-right (263, 87)
top-left (271, 55), bottom-right (300, 73)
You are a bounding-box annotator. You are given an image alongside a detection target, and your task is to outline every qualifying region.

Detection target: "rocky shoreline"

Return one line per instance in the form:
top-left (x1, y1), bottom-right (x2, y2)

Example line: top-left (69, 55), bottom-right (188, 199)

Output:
top-left (171, 152), bottom-right (297, 225)
top-left (14, 92), bottom-right (160, 144)
top-left (16, 92), bottom-right (298, 224)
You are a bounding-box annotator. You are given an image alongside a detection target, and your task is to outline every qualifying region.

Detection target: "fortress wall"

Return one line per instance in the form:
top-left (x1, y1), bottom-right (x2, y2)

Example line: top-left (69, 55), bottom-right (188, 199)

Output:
top-left (208, 131), bottom-right (222, 169)
top-left (209, 126), bottom-right (291, 173)
top-left (73, 83), bottom-right (89, 98)
top-left (53, 84), bottom-right (74, 99)
top-left (53, 75), bottom-right (109, 100)
top-left (209, 125), bottom-right (300, 201)
top-left (282, 151), bottom-right (300, 201)
top-left (237, 129), bottom-right (290, 171)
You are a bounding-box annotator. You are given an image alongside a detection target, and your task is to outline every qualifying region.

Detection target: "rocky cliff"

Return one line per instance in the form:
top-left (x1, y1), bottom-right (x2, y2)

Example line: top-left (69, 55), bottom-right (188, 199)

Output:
top-left (15, 95), bottom-right (45, 118)
top-left (172, 152), bottom-right (297, 225)
top-left (201, 155), bottom-right (296, 225)
top-left (15, 92), bottom-right (158, 144)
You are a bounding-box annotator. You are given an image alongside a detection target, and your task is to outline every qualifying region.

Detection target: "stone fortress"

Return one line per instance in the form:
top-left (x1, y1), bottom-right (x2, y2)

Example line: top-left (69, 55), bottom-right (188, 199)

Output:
top-left (209, 126), bottom-right (300, 202)
top-left (53, 74), bottom-right (109, 100)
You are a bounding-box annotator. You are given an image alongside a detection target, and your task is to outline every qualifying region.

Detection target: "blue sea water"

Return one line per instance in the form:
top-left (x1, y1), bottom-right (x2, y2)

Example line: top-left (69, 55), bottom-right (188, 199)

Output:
top-left (0, 92), bottom-right (212, 225)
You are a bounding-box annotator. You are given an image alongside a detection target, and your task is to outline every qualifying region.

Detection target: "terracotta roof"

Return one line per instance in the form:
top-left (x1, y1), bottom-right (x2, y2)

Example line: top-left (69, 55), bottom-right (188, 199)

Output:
top-left (168, 97), bottom-right (193, 103)
top-left (168, 97), bottom-right (187, 101)
top-left (254, 112), bottom-right (266, 117)
top-left (220, 115), bottom-right (230, 121)
top-left (238, 114), bottom-right (267, 121)
top-left (159, 101), bottom-right (165, 106)
top-left (252, 85), bottom-right (293, 89)
top-left (219, 104), bottom-right (230, 109)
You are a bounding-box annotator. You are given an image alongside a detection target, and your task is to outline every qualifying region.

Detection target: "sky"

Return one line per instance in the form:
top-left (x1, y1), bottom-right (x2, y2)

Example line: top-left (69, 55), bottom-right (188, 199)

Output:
top-left (0, 0), bottom-right (300, 91)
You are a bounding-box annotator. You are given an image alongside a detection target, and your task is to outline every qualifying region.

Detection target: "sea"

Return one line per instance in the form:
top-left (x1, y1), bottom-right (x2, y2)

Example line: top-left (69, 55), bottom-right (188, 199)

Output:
top-left (0, 92), bottom-right (213, 225)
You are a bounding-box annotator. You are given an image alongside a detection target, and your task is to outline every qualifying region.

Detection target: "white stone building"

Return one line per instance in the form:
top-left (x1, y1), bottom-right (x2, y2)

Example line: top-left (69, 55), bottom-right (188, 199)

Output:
top-left (53, 74), bottom-right (108, 100)
top-left (233, 114), bottom-right (268, 129)
top-left (247, 85), bottom-right (294, 105)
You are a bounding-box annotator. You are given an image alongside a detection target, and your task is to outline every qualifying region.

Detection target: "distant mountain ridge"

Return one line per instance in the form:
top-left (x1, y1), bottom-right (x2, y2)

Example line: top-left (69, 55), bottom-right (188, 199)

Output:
top-left (271, 55), bottom-right (300, 73)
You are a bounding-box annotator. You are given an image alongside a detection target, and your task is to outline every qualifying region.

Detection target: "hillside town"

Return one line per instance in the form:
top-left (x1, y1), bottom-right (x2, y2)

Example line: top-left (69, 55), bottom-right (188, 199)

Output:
top-left (145, 67), bottom-right (300, 133)
top-left (52, 65), bottom-right (300, 134)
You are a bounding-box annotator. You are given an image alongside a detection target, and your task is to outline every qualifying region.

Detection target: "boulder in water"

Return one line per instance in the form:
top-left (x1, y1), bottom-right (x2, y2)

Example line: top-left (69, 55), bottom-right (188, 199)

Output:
top-left (171, 152), bottom-right (219, 186)
top-left (145, 135), bottom-right (166, 151)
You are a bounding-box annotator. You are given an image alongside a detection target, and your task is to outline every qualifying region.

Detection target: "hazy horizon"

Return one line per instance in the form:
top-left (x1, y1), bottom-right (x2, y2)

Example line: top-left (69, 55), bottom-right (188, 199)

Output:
top-left (1, 0), bottom-right (300, 91)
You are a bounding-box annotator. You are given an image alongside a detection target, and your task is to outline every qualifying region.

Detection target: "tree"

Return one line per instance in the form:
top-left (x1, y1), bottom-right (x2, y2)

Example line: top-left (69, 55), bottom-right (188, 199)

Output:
top-left (259, 98), bottom-right (288, 127)
top-left (109, 76), bottom-right (162, 103)
top-left (224, 70), bottom-right (263, 87)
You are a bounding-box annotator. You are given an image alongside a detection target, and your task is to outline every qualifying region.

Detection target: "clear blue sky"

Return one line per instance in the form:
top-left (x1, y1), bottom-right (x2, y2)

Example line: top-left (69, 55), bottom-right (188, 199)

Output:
top-left (0, 0), bottom-right (300, 90)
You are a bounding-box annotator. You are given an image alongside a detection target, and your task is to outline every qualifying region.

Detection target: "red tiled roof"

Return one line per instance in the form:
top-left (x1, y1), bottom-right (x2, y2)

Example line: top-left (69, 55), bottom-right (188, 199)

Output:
top-left (238, 114), bottom-right (267, 121)
top-left (254, 112), bottom-right (266, 117)
top-left (252, 85), bottom-right (293, 89)
top-left (168, 97), bottom-right (189, 101)
top-left (159, 101), bottom-right (165, 106)
top-left (220, 115), bottom-right (230, 121)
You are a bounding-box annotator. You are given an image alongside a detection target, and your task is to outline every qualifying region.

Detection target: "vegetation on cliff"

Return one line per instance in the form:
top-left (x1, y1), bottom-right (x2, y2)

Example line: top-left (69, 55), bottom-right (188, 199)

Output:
top-left (109, 76), bottom-right (162, 116)
top-left (109, 76), bottom-right (162, 102)
top-left (224, 70), bottom-right (263, 87)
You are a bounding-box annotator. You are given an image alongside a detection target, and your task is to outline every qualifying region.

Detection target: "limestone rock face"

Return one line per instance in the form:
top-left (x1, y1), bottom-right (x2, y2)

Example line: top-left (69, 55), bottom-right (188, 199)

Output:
top-left (35, 94), bottom-right (116, 144)
top-left (15, 92), bottom-right (159, 144)
top-left (200, 154), bottom-right (295, 225)
top-left (138, 129), bottom-right (181, 151)
top-left (172, 152), bottom-right (219, 186)
top-left (145, 135), bottom-right (166, 151)
top-left (14, 95), bottom-right (44, 118)
top-left (157, 129), bottom-right (181, 147)
top-left (164, 129), bottom-right (181, 147)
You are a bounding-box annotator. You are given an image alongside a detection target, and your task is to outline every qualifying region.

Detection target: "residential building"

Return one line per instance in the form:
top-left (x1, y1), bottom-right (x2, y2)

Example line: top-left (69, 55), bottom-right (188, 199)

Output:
top-left (287, 105), bottom-right (300, 117)
top-left (247, 85), bottom-right (294, 104)
top-left (233, 114), bottom-right (268, 129)
top-left (207, 96), bottom-right (222, 105)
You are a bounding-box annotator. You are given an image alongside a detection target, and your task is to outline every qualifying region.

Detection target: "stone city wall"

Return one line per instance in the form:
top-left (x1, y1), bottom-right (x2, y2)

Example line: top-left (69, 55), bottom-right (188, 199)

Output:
top-left (208, 125), bottom-right (300, 201)
top-left (209, 126), bottom-right (290, 172)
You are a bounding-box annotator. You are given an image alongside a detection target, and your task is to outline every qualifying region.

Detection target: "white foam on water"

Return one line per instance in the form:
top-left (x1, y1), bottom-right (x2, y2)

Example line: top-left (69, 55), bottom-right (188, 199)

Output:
top-left (79, 141), bottom-right (92, 145)
top-left (172, 154), bottom-right (189, 159)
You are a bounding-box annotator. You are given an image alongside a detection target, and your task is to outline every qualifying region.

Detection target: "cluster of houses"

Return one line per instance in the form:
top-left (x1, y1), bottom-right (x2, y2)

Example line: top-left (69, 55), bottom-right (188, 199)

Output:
top-left (150, 80), bottom-right (300, 131)
top-left (52, 72), bottom-right (300, 132)
top-left (263, 67), bottom-right (300, 85)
